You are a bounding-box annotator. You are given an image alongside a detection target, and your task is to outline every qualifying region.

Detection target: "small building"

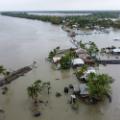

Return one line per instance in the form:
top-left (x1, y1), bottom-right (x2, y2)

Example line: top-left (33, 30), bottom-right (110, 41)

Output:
top-left (78, 54), bottom-right (94, 65)
top-left (75, 48), bottom-right (95, 65)
top-left (85, 26), bottom-right (90, 29)
top-left (94, 25), bottom-right (100, 30)
top-left (72, 24), bottom-right (78, 28)
top-left (53, 57), bottom-right (61, 64)
top-left (84, 67), bottom-right (96, 74)
top-left (79, 83), bottom-right (89, 97)
top-left (73, 84), bottom-right (79, 93)
top-left (72, 83), bottom-right (89, 97)
top-left (80, 67), bottom-right (96, 82)
top-left (112, 48), bottom-right (120, 54)
top-left (72, 58), bottom-right (84, 67)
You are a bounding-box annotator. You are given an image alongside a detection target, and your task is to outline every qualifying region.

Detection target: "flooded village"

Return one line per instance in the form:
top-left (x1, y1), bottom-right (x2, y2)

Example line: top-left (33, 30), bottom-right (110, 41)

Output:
top-left (0, 12), bottom-right (120, 120)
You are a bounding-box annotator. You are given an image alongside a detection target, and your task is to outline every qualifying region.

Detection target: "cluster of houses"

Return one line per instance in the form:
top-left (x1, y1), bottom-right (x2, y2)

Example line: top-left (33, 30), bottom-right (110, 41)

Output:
top-left (101, 46), bottom-right (120, 55)
top-left (66, 67), bottom-right (96, 104)
top-left (74, 67), bottom-right (96, 97)
top-left (52, 47), bottom-right (95, 69)
top-left (51, 48), bottom-right (97, 100)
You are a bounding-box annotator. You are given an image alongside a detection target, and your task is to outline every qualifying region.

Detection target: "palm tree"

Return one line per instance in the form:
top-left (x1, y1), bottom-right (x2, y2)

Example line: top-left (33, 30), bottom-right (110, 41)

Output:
top-left (48, 47), bottom-right (60, 61)
top-left (27, 80), bottom-right (42, 102)
top-left (27, 80), bottom-right (51, 102)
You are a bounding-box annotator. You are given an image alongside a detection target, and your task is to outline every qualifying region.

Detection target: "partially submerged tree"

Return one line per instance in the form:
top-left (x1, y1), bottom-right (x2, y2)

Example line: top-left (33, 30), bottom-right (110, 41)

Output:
top-left (60, 49), bottom-right (77, 69)
top-left (27, 80), bottom-right (42, 102)
top-left (79, 41), bottom-right (99, 58)
top-left (60, 53), bottom-right (71, 69)
top-left (87, 73), bottom-right (112, 101)
top-left (87, 42), bottom-right (99, 57)
top-left (75, 65), bottom-right (88, 78)
top-left (48, 47), bottom-right (60, 61)
top-left (0, 65), bottom-right (10, 78)
top-left (0, 65), bottom-right (6, 75)
top-left (79, 40), bottom-right (86, 49)
top-left (27, 80), bottom-right (51, 116)
top-left (27, 80), bottom-right (51, 102)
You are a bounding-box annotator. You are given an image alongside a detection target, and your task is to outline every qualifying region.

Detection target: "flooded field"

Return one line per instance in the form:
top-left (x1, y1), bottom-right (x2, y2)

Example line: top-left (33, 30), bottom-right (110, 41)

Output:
top-left (0, 15), bottom-right (120, 120)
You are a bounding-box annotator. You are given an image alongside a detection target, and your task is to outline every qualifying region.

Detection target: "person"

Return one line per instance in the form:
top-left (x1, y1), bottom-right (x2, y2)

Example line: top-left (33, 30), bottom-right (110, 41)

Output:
top-left (70, 94), bottom-right (76, 104)
top-left (48, 86), bottom-right (51, 94)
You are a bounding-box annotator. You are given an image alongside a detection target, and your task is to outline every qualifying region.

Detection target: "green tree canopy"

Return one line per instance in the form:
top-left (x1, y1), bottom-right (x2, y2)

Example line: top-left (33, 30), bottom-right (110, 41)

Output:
top-left (87, 73), bottom-right (112, 100)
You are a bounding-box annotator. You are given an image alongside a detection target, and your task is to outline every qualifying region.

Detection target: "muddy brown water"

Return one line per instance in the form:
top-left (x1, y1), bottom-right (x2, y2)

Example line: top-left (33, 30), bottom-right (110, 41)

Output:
top-left (0, 15), bottom-right (120, 120)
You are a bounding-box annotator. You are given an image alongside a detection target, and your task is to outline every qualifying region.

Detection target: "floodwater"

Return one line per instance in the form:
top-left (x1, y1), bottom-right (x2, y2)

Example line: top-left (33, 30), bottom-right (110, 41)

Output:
top-left (0, 15), bottom-right (120, 120)
top-left (28, 12), bottom-right (91, 16)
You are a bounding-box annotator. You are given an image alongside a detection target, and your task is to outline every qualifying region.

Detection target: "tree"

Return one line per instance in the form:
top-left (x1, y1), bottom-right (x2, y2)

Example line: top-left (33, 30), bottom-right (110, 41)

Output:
top-left (27, 80), bottom-right (51, 102)
top-left (87, 73), bottom-right (112, 101)
top-left (79, 40), bottom-right (86, 49)
top-left (60, 53), bottom-right (71, 69)
top-left (75, 65), bottom-right (88, 78)
top-left (27, 80), bottom-right (42, 102)
top-left (59, 49), bottom-right (77, 69)
top-left (0, 65), bottom-right (6, 75)
top-left (48, 47), bottom-right (60, 61)
top-left (87, 42), bottom-right (99, 57)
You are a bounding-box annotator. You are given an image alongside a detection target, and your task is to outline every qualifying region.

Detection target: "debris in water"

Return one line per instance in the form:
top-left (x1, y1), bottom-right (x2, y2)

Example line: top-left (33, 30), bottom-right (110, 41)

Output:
top-left (33, 111), bottom-right (41, 117)
top-left (55, 92), bottom-right (62, 97)
top-left (64, 87), bottom-right (69, 94)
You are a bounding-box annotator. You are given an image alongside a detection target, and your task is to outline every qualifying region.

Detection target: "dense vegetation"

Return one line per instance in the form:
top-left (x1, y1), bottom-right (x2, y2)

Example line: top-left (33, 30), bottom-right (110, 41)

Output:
top-left (87, 73), bottom-right (112, 101)
top-left (75, 65), bottom-right (88, 78)
top-left (1, 11), bottom-right (120, 28)
top-left (79, 41), bottom-right (99, 58)
top-left (1, 12), bottom-right (63, 25)
top-left (0, 65), bottom-right (10, 76)
top-left (48, 47), bottom-right (60, 61)
top-left (59, 49), bottom-right (76, 69)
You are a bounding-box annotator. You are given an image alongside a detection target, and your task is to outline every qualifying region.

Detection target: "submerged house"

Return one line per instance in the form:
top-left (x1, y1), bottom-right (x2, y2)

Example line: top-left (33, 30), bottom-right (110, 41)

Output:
top-left (78, 54), bottom-right (94, 64)
top-left (75, 48), bottom-right (95, 65)
top-left (53, 56), bottom-right (61, 64)
top-left (112, 48), bottom-right (120, 54)
top-left (80, 67), bottom-right (96, 82)
top-left (84, 67), bottom-right (96, 74)
top-left (79, 83), bottom-right (89, 97)
top-left (72, 58), bottom-right (84, 68)
top-left (73, 83), bottom-right (89, 97)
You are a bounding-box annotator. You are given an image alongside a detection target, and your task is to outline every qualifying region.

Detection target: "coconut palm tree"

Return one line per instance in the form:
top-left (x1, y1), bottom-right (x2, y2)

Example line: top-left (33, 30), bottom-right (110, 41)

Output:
top-left (27, 80), bottom-right (42, 102)
top-left (27, 80), bottom-right (51, 102)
